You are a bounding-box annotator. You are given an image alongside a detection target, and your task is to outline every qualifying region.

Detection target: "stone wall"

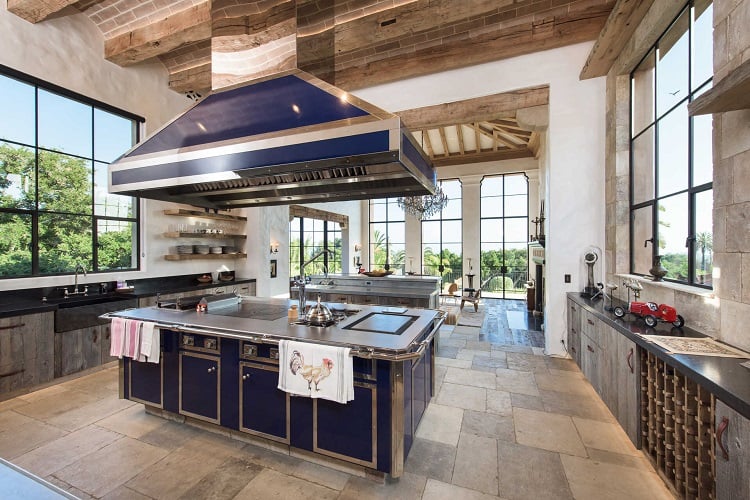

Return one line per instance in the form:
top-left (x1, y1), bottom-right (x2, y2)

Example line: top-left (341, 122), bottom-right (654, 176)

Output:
top-left (604, 0), bottom-right (750, 350)
top-left (712, 0), bottom-right (750, 351)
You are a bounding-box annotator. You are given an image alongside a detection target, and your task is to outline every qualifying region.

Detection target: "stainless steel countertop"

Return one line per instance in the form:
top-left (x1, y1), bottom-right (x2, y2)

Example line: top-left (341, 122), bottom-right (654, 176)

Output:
top-left (108, 296), bottom-right (439, 353)
top-left (297, 285), bottom-right (438, 298)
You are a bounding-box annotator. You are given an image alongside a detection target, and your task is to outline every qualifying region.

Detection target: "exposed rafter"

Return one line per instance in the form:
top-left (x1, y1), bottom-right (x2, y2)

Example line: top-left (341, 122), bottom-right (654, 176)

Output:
top-left (7, 0), bottom-right (82, 23)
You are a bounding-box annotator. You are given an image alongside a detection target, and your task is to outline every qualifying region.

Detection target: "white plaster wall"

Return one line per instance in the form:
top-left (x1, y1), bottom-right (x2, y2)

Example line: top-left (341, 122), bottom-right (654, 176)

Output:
top-left (355, 42), bottom-right (606, 356)
top-left (1, 6), bottom-right (191, 291)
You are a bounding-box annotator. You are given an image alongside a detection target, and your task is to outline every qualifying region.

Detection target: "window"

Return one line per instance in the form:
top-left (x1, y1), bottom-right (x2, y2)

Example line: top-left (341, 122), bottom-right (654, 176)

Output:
top-left (368, 198), bottom-right (405, 273)
top-left (0, 67), bottom-right (142, 278)
top-left (289, 217), bottom-right (342, 278)
top-left (480, 174), bottom-right (529, 299)
top-left (421, 179), bottom-right (462, 281)
top-left (629, 0), bottom-right (713, 286)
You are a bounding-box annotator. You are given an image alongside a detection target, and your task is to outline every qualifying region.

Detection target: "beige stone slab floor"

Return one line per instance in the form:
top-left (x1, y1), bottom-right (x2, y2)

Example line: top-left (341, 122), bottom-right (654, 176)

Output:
top-left (0, 321), bottom-right (675, 499)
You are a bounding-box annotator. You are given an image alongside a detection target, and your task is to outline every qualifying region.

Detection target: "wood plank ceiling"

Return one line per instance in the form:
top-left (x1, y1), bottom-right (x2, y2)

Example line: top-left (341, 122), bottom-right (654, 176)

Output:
top-left (7, 0), bottom-right (615, 166)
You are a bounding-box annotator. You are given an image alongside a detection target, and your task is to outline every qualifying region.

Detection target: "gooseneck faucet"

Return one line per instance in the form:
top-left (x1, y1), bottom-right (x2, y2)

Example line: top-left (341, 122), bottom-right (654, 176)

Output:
top-left (73, 263), bottom-right (87, 295)
top-left (296, 248), bottom-right (334, 313)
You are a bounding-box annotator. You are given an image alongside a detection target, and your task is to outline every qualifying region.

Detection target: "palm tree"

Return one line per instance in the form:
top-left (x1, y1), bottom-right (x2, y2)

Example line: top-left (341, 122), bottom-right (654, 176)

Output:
top-left (696, 231), bottom-right (712, 280)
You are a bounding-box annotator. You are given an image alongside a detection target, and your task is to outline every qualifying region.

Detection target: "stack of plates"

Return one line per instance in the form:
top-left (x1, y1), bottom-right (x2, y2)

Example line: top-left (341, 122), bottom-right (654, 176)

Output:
top-left (177, 245), bottom-right (193, 254)
top-left (194, 245), bottom-right (210, 254)
top-left (223, 246), bottom-right (237, 254)
top-left (209, 246), bottom-right (223, 254)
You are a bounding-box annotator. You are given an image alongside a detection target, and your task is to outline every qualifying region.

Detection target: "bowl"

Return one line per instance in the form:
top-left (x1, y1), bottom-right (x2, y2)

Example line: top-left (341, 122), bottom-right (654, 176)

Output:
top-left (362, 270), bottom-right (394, 277)
top-left (196, 275), bottom-right (212, 283)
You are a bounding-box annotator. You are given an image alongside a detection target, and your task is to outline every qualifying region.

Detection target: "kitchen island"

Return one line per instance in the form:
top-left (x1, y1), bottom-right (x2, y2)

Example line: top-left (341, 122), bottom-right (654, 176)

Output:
top-left (108, 297), bottom-right (442, 479)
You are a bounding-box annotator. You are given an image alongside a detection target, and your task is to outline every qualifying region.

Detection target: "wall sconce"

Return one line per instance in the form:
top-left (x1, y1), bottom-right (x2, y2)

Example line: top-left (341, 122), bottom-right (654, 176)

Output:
top-left (270, 242), bottom-right (279, 254)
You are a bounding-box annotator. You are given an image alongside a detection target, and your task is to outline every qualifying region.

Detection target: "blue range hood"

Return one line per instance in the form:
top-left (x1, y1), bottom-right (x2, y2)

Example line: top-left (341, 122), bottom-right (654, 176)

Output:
top-left (108, 70), bottom-right (436, 208)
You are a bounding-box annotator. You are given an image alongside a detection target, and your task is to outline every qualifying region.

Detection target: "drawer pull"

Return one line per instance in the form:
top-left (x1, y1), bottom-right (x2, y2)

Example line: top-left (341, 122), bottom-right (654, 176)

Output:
top-left (717, 416), bottom-right (730, 460)
top-left (626, 348), bottom-right (634, 373)
top-left (587, 345), bottom-right (594, 353)
top-left (0, 323), bottom-right (25, 330)
top-left (587, 319), bottom-right (594, 326)
top-left (207, 366), bottom-right (217, 374)
top-left (571, 347), bottom-right (577, 354)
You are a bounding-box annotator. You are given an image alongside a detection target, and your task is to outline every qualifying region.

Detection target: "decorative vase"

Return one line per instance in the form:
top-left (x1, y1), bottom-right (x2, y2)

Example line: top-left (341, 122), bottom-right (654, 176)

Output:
top-left (650, 255), bottom-right (667, 282)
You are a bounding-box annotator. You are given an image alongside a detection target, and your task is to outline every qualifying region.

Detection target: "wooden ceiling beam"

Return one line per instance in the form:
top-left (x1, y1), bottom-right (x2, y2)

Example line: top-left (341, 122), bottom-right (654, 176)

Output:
top-left (456, 125), bottom-right (465, 155)
top-left (580, 0), bottom-right (655, 79)
top-left (422, 131), bottom-right (435, 158)
top-left (105, 2), bottom-right (211, 66)
top-left (398, 86), bottom-right (549, 130)
top-left (438, 127), bottom-right (450, 157)
top-left (493, 130), bottom-right (522, 150)
top-left (433, 148), bottom-right (534, 167)
top-left (168, 62), bottom-right (212, 94)
top-left (7, 0), bottom-right (82, 23)
top-left (335, 6), bottom-right (612, 91)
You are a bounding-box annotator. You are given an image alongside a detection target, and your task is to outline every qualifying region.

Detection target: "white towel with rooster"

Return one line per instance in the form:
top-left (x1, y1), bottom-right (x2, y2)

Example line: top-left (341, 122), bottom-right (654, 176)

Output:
top-left (278, 340), bottom-right (354, 403)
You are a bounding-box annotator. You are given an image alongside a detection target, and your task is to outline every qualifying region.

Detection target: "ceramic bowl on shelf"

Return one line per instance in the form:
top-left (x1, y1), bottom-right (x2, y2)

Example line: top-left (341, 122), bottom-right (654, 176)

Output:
top-left (223, 246), bottom-right (237, 254)
top-left (209, 246), bottom-right (223, 254)
top-left (177, 245), bottom-right (193, 254)
top-left (194, 245), bottom-right (210, 254)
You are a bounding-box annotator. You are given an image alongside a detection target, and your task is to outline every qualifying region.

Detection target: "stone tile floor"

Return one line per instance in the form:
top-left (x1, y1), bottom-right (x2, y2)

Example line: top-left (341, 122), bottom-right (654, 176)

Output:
top-left (0, 300), bottom-right (674, 499)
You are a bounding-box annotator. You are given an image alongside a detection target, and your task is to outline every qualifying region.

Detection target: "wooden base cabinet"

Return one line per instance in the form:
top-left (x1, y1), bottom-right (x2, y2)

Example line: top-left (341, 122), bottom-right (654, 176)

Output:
top-left (0, 312), bottom-right (54, 394)
top-left (715, 399), bottom-right (750, 500)
top-left (567, 300), bottom-right (581, 365)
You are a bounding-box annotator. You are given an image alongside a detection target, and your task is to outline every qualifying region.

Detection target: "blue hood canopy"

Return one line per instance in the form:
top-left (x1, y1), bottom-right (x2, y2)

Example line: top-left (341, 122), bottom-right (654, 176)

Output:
top-left (108, 70), bottom-right (436, 208)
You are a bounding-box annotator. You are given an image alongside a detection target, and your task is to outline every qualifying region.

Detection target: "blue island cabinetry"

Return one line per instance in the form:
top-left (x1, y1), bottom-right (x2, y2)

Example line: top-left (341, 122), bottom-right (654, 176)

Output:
top-left (120, 328), bottom-right (434, 477)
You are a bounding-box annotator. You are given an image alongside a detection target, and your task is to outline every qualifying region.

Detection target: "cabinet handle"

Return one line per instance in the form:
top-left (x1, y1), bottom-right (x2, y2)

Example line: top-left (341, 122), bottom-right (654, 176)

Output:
top-left (571, 305), bottom-right (576, 311)
top-left (571, 328), bottom-right (576, 334)
top-left (0, 323), bottom-right (25, 330)
top-left (571, 347), bottom-right (577, 354)
top-left (587, 344), bottom-right (594, 353)
top-left (242, 374), bottom-right (250, 381)
top-left (207, 366), bottom-right (217, 373)
top-left (587, 319), bottom-right (594, 326)
top-left (626, 348), bottom-right (634, 374)
top-left (716, 416), bottom-right (730, 460)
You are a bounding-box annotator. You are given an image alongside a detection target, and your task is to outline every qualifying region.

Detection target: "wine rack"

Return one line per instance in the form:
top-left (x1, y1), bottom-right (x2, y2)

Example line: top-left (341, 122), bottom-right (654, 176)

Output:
top-left (641, 350), bottom-right (716, 499)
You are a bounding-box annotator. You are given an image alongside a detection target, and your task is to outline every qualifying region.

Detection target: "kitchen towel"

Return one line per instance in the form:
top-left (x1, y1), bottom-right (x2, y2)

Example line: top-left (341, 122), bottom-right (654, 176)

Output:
top-left (109, 317), bottom-right (127, 357)
top-left (278, 340), bottom-right (353, 404)
top-left (139, 322), bottom-right (160, 364)
top-left (124, 319), bottom-right (141, 359)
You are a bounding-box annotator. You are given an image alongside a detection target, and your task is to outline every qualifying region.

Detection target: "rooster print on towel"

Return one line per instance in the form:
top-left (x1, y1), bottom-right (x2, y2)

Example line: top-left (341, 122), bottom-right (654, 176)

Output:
top-left (289, 350), bottom-right (333, 392)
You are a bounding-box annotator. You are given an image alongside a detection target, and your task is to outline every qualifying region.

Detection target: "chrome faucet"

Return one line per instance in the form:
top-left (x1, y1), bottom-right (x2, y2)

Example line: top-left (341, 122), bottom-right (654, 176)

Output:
top-left (296, 248), bottom-right (334, 313)
top-left (73, 263), bottom-right (87, 295)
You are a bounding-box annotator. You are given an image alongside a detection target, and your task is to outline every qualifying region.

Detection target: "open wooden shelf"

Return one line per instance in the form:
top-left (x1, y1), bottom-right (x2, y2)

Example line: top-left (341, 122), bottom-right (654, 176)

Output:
top-left (689, 58), bottom-right (750, 115)
top-left (164, 253), bottom-right (247, 261)
top-left (163, 209), bottom-right (247, 221)
top-left (163, 232), bottom-right (247, 239)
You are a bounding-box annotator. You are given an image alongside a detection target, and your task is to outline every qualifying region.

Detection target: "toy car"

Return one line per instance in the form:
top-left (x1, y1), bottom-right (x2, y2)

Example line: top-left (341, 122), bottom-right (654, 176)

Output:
top-left (613, 301), bottom-right (685, 328)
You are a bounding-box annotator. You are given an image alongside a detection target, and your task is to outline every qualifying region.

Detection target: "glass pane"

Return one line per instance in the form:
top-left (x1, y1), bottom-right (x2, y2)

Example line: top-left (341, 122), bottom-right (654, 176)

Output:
top-left (504, 174), bottom-right (527, 195)
top-left (505, 218), bottom-right (528, 242)
top-left (97, 219), bottom-right (136, 270)
top-left (38, 89), bottom-right (93, 158)
top-left (312, 218), bottom-right (323, 231)
top-left (442, 179), bottom-right (461, 199)
top-left (632, 126), bottom-right (655, 204)
top-left (657, 193), bottom-right (688, 280)
top-left (38, 150), bottom-right (92, 214)
top-left (632, 49), bottom-right (655, 135)
top-left (369, 201), bottom-right (386, 221)
top-left (388, 222), bottom-right (405, 244)
top-left (656, 10), bottom-right (689, 116)
top-left (632, 205), bottom-right (653, 275)
top-left (693, 189), bottom-right (713, 286)
top-left (692, 1), bottom-right (713, 92)
top-left (389, 243), bottom-right (405, 267)
top-left (480, 196), bottom-right (502, 217)
top-left (481, 219), bottom-right (503, 243)
top-left (0, 211), bottom-right (32, 276)
top-left (421, 220), bottom-right (440, 244)
top-left (505, 194), bottom-right (527, 217)
top-left (0, 74), bottom-right (36, 146)
top-left (657, 103), bottom-right (689, 196)
top-left (39, 213), bottom-right (92, 273)
top-left (481, 176), bottom-right (503, 195)
top-left (692, 114), bottom-right (712, 187)
top-left (94, 161), bottom-right (133, 217)
top-left (0, 141), bottom-right (36, 210)
top-left (442, 220), bottom-right (461, 243)
top-left (94, 109), bottom-right (135, 162)
top-left (387, 199), bottom-right (404, 221)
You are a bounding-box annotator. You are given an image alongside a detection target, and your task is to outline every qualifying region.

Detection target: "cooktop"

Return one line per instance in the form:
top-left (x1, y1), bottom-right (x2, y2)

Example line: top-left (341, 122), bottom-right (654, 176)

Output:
top-left (342, 312), bottom-right (418, 335)
top-left (208, 302), bottom-right (289, 321)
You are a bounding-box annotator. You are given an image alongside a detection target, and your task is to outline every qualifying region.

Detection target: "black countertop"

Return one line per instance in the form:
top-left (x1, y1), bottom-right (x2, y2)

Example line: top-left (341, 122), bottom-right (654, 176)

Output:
top-left (0, 275), bottom-right (256, 319)
top-left (568, 293), bottom-right (750, 420)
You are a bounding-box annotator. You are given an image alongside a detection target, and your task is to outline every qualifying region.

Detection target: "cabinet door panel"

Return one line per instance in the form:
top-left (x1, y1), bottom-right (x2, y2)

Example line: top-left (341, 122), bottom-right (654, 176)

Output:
top-left (715, 399), bottom-right (750, 500)
top-left (180, 352), bottom-right (220, 423)
top-left (615, 335), bottom-right (639, 447)
top-left (130, 357), bottom-right (163, 406)
top-left (315, 384), bottom-right (376, 467)
top-left (240, 363), bottom-right (289, 443)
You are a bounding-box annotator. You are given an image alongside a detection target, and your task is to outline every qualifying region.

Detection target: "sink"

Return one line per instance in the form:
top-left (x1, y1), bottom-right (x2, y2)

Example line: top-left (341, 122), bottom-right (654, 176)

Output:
top-left (53, 295), bottom-right (138, 332)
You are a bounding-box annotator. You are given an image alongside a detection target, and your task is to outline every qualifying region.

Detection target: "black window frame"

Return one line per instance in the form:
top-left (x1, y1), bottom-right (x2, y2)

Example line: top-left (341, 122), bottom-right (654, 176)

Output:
top-left (368, 197), bottom-right (405, 273)
top-left (289, 216), bottom-right (342, 279)
top-left (628, 1), bottom-right (713, 288)
top-left (0, 64), bottom-right (144, 279)
top-left (420, 178), bottom-right (462, 281)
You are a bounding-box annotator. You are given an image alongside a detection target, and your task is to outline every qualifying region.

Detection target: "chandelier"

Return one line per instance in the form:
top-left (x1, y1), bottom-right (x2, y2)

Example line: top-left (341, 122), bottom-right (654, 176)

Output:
top-left (397, 185), bottom-right (449, 219)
